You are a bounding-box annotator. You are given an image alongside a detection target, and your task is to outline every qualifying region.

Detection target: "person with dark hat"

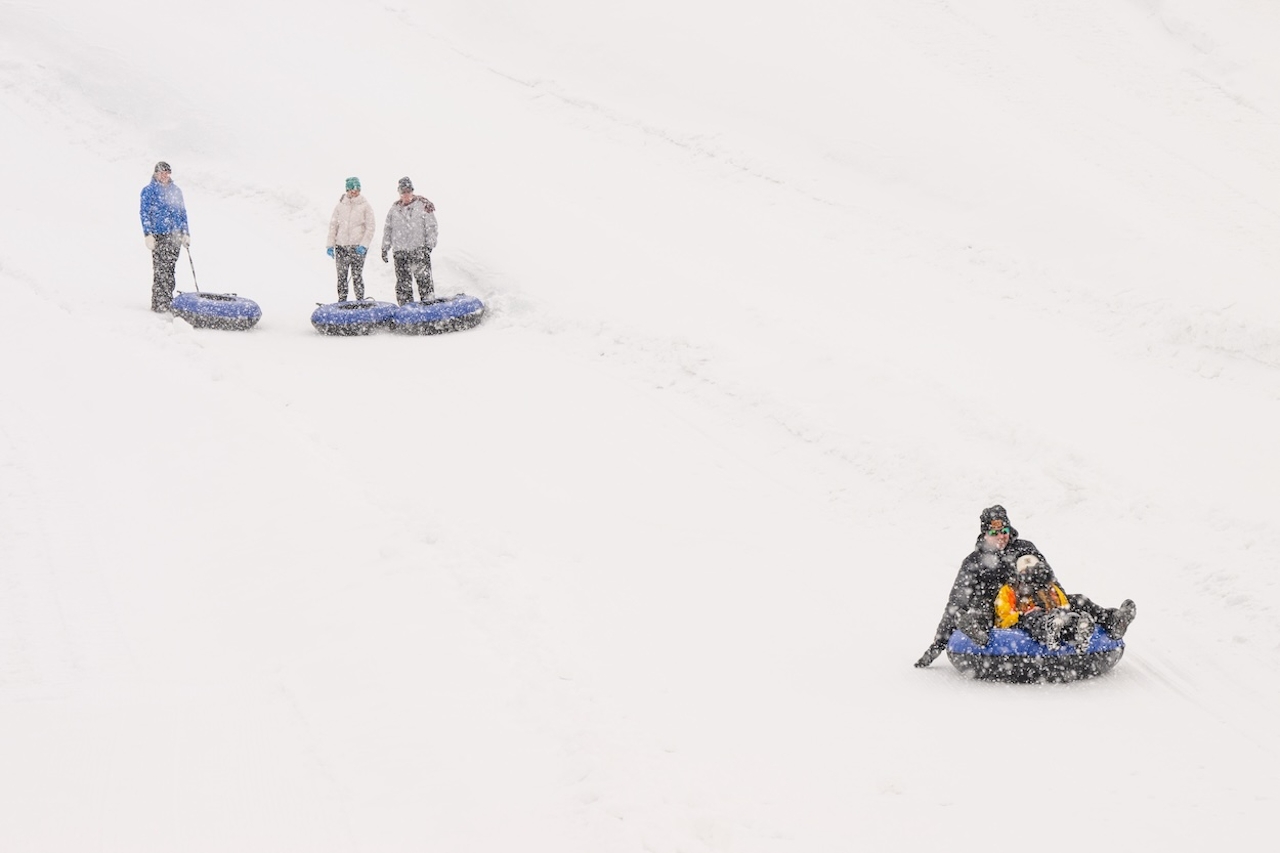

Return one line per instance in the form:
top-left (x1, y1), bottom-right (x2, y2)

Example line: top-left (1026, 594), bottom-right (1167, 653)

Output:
top-left (139, 161), bottom-right (190, 312)
top-left (380, 176), bottom-right (438, 305)
top-left (325, 177), bottom-right (376, 301)
top-left (993, 554), bottom-right (1096, 650)
top-left (914, 505), bottom-right (1136, 668)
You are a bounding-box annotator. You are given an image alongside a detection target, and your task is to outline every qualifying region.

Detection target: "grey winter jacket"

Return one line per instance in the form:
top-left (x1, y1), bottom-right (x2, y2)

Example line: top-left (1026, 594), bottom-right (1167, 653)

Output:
top-left (382, 195), bottom-right (438, 254)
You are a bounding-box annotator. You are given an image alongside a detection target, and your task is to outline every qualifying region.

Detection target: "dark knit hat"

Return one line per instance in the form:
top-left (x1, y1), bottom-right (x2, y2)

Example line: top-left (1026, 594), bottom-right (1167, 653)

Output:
top-left (397, 176), bottom-right (413, 192)
top-left (345, 177), bottom-right (361, 191)
top-left (154, 161), bottom-right (171, 173)
top-left (979, 505), bottom-right (1014, 535)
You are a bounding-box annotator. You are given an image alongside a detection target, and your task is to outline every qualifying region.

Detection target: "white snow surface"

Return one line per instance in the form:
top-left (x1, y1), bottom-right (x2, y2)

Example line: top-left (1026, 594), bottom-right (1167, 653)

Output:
top-left (2, 0), bottom-right (1280, 849)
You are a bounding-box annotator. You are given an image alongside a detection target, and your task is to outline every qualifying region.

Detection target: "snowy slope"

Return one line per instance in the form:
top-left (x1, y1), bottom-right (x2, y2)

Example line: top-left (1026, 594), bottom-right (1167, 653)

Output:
top-left (2, 0), bottom-right (1279, 849)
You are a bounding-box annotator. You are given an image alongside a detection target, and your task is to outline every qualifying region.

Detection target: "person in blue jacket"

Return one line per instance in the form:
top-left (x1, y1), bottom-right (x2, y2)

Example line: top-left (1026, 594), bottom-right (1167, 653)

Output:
top-left (139, 161), bottom-right (190, 312)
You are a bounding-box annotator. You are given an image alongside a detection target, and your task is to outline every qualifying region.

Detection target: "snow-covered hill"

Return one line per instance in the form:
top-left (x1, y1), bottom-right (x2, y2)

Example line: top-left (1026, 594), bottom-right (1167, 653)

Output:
top-left (2, 1), bottom-right (1278, 849)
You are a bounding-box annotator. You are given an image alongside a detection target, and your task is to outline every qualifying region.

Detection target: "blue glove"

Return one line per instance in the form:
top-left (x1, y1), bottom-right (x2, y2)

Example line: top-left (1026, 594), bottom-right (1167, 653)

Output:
top-left (326, 247), bottom-right (335, 258)
top-left (355, 246), bottom-right (367, 256)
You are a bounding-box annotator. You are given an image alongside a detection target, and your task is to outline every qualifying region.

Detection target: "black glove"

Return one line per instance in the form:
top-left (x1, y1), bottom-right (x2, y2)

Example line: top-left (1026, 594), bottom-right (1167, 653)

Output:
top-left (381, 251), bottom-right (389, 263)
top-left (914, 642), bottom-right (945, 668)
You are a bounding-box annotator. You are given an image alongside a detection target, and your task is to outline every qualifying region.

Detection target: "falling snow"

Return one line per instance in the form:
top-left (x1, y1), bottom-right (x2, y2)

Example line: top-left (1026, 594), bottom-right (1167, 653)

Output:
top-left (2, 1), bottom-right (1279, 850)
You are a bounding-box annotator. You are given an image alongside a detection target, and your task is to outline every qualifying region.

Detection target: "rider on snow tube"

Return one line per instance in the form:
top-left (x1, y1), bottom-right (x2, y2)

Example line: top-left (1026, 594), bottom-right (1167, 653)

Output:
top-left (914, 505), bottom-right (1136, 670)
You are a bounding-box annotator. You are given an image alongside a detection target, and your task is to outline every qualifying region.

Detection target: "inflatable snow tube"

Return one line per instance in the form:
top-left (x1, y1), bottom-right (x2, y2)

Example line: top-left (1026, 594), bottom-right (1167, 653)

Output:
top-left (946, 627), bottom-right (1124, 684)
top-left (310, 299), bottom-right (397, 336)
top-left (389, 294), bottom-right (485, 335)
top-left (172, 291), bottom-right (262, 331)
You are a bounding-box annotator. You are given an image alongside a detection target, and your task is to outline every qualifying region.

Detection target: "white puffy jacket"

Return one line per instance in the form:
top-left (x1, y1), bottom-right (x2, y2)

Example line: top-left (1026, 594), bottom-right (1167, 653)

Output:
top-left (326, 193), bottom-right (376, 249)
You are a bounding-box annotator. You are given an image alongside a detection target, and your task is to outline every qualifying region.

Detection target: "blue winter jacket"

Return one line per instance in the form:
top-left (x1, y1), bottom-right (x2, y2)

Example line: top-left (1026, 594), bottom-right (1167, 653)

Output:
top-left (139, 179), bottom-right (189, 236)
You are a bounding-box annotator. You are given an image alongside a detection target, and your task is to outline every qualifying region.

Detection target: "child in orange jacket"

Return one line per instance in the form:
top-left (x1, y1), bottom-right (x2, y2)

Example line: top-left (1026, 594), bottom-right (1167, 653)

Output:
top-left (994, 555), bottom-right (1095, 650)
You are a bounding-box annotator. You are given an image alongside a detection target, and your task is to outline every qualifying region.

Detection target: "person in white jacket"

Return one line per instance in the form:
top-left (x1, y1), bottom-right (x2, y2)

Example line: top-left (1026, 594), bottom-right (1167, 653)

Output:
top-left (381, 176), bottom-right (438, 304)
top-left (326, 177), bottom-right (377, 301)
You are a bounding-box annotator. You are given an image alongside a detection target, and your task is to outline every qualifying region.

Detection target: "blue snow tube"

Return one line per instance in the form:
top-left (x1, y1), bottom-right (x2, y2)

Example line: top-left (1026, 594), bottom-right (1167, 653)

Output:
top-left (310, 299), bottom-right (397, 335)
top-left (389, 294), bottom-right (485, 335)
top-left (172, 291), bottom-right (262, 331)
top-left (946, 627), bottom-right (1125, 683)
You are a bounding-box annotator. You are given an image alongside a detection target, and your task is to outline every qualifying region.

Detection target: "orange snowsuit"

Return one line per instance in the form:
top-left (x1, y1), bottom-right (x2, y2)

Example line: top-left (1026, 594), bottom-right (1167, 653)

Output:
top-left (994, 581), bottom-right (1069, 629)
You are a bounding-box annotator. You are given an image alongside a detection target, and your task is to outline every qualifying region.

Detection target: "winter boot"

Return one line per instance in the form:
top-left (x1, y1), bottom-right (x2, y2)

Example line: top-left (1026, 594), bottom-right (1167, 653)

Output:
top-left (1107, 600), bottom-right (1137, 640)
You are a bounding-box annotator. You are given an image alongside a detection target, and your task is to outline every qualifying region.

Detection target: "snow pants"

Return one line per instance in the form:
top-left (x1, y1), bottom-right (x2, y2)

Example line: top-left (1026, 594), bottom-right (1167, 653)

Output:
top-left (334, 245), bottom-right (366, 301)
top-left (1067, 594), bottom-right (1128, 638)
top-left (1018, 608), bottom-right (1091, 648)
top-left (150, 233), bottom-right (183, 312)
top-left (392, 247), bottom-right (433, 305)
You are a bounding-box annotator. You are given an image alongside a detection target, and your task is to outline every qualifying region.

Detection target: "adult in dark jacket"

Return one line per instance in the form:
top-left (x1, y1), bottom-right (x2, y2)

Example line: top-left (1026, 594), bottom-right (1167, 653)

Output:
top-left (139, 161), bottom-right (190, 312)
top-left (914, 505), bottom-right (1136, 668)
top-left (914, 505), bottom-right (1044, 667)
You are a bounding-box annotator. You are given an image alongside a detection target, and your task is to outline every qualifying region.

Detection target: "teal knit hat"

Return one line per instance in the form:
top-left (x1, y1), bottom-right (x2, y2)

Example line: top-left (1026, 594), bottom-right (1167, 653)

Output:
top-left (345, 177), bottom-right (361, 191)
